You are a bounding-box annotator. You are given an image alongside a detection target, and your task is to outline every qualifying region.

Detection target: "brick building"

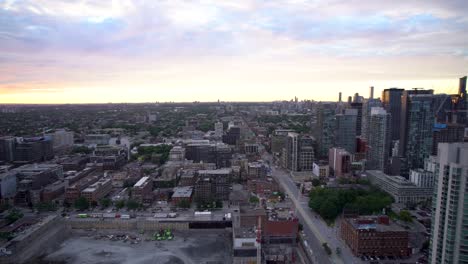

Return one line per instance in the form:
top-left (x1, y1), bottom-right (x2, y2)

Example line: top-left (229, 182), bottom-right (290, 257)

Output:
top-left (340, 215), bottom-right (410, 257)
top-left (81, 177), bottom-right (112, 203)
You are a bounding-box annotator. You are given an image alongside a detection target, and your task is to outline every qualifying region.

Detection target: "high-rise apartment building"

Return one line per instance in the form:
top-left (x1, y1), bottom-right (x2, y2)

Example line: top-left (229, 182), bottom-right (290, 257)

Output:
top-left (314, 104), bottom-right (336, 159)
top-left (399, 89), bottom-right (434, 175)
top-left (382, 88), bottom-right (404, 141)
top-left (285, 132), bottom-right (314, 172)
top-left (361, 98), bottom-right (382, 141)
top-left (367, 107), bottom-right (391, 171)
top-left (429, 143), bottom-right (468, 264)
top-left (335, 109), bottom-right (357, 154)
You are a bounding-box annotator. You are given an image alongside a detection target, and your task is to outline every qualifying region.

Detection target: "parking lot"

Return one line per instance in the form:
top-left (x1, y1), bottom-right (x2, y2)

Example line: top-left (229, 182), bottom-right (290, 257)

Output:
top-left (41, 229), bottom-right (232, 264)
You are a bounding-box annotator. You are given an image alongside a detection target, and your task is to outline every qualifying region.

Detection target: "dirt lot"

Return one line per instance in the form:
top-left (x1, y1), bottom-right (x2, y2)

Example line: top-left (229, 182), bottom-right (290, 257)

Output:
top-left (41, 230), bottom-right (232, 264)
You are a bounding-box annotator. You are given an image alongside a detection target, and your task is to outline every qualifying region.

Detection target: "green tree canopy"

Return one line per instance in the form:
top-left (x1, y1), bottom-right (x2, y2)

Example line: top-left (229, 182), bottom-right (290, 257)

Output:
top-left (74, 197), bottom-right (89, 211)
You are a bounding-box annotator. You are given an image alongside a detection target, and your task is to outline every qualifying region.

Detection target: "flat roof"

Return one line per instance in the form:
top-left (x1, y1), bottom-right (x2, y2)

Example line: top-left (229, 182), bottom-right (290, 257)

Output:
top-left (172, 186), bottom-right (193, 198)
top-left (134, 176), bottom-right (150, 187)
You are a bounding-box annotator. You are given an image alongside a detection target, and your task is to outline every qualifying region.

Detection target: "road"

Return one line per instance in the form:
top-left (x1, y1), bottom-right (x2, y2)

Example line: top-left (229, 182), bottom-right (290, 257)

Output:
top-left (263, 152), bottom-right (363, 264)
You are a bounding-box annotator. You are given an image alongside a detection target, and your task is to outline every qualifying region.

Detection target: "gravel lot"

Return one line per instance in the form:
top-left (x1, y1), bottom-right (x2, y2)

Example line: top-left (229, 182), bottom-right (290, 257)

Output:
top-left (41, 230), bottom-right (232, 264)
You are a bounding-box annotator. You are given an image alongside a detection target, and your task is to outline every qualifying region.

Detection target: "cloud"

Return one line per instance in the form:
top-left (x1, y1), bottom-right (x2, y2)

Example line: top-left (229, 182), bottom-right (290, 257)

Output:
top-left (0, 0), bottom-right (467, 102)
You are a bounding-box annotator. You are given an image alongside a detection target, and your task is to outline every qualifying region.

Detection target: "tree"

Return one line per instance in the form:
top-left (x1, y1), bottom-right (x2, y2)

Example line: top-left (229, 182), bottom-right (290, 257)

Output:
top-left (177, 199), bottom-right (191, 208)
top-left (249, 196), bottom-right (260, 204)
top-left (72, 146), bottom-right (92, 154)
top-left (312, 178), bottom-right (321, 187)
top-left (126, 199), bottom-right (140, 210)
top-left (74, 197), bottom-right (89, 211)
top-left (100, 198), bottom-right (112, 208)
top-left (6, 208), bottom-right (23, 224)
top-left (399, 210), bottom-right (413, 223)
top-left (35, 202), bottom-right (57, 212)
top-left (115, 200), bottom-right (125, 210)
top-left (322, 243), bottom-right (332, 255)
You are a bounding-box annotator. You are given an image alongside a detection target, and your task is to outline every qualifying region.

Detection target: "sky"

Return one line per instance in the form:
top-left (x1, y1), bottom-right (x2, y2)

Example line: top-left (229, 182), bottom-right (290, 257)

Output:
top-left (0, 0), bottom-right (467, 104)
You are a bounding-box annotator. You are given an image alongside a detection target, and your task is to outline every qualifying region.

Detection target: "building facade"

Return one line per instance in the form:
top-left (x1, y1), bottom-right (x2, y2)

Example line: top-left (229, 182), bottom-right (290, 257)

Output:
top-left (367, 107), bottom-right (391, 171)
top-left (429, 143), bottom-right (468, 264)
top-left (399, 89), bottom-right (434, 175)
top-left (335, 109), bottom-right (357, 154)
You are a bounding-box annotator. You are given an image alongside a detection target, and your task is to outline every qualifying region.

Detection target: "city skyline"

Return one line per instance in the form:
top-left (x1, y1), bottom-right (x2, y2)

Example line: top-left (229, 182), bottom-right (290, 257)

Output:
top-left (1, 0), bottom-right (468, 103)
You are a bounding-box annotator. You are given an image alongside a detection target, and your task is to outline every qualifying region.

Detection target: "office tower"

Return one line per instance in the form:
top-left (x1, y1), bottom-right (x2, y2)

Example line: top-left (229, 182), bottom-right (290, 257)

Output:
top-left (328, 147), bottom-right (351, 177)
top-left (399, 89), bottom-right (434, 175)
top-left (347, 96), bottom-right (352, 104)
top-left (335, 109), bottom-right (357, 153)
top-left (456, 76), bottom-right (467, 124)
top-left (222, 126), bottom-right (241, 145)
top-left (349, 102), bottom-right (363, 136)
top-left (339, 92), bottom-right (342, 102)
top-left (361, 98), bottom-right (382, 141)
top-left (369, 86), bottom-right (374, 99)
top-left (429, 143), bottom-right (468, 264)
top-left (0, 136), bottom-right (15, 162)
top-left (367, 107), bottom-right (391, 171)
top-left (314, 104), bottom-right (336, 159)
top-left (382, 88), bottom-right (404, 141)
top-left (432, 123), bottom-right (465, 155)
top-left (285, 133), bottom-right (314, 172)
top-left (14, 136), bottom-right (54, 163)
top-left (433, 94), bottom-right (452, 123)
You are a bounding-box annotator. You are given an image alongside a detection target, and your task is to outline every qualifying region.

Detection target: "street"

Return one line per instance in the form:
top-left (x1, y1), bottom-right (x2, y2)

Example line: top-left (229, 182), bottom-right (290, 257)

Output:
top-left (263, 152), bottom-right (363, 264)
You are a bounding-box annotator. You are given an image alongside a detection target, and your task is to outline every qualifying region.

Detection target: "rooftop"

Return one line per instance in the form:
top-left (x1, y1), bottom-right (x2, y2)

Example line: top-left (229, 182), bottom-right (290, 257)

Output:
top-left (134, 176), bottom-right (150, 187)
top-left (172, 186), bottom-right (193, 198)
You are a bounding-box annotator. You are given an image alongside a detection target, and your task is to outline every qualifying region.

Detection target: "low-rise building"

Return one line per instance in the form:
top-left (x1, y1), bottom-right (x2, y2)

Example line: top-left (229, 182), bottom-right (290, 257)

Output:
top-left (367, 170), bottom-right (433, 205)
top-left (194, 168), bottom-right (232, 203)
top-left (171, 186), bottom-right (193, 205)
top-left (341, 215), bottom-right (410, 257)
top-left (312, 161), bottom-right (329, 178)
top-left (81, 177), bottom-right (112, 203)
top-left (409, 169), bottom-right (434, 188)
top-left (132, 176), bottom-right (153, 203)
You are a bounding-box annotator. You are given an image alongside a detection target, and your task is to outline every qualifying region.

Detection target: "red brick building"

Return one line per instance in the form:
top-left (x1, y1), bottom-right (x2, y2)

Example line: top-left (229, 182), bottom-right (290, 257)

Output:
top-left (340, 215), bottom-right (410, 257)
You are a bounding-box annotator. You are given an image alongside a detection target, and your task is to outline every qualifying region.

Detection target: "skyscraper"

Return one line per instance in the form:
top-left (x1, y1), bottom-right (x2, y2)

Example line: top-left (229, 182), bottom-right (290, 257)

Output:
top-left (399, 89), bottom-right (434, 175)
top-left (382, 88), bottom-right (404, 141)
top-left (367, 107), bottom-right (391, 171)
top-left (456, 76), bottom-right (467, 125)
top-left (314, 103), bottom-right (336, 159)
top-left (429, 143), bottom-right (468, 264)
top-left (349, 102), bottom-right (363, 136)
top-left (361, 98), bottom-right (382, 141)
top-left (335, 108), bottom-right (357, 154)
